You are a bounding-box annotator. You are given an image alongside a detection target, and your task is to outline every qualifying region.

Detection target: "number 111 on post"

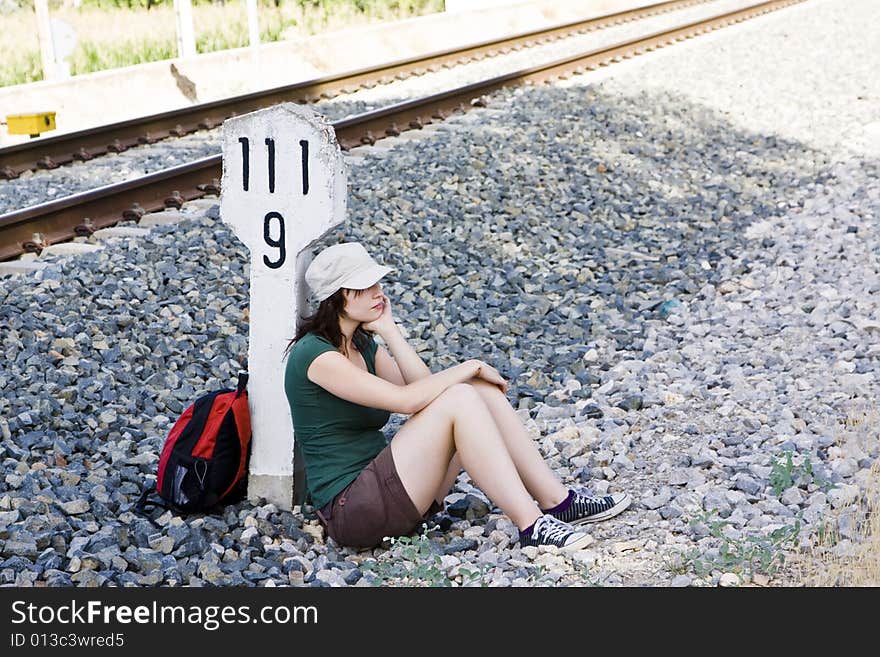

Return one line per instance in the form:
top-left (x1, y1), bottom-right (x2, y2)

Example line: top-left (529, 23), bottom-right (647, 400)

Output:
top-left (236, 136), bottom-right (311, 270)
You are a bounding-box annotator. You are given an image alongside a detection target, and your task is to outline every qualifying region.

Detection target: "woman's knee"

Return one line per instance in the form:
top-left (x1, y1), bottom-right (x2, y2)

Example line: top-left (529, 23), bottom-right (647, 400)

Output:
top-left (436, 382), bottom-right (483, 408)
top-left (414, 382), bottom-right (481, 420)
top-left (466, 376), bottom-right (505, 397)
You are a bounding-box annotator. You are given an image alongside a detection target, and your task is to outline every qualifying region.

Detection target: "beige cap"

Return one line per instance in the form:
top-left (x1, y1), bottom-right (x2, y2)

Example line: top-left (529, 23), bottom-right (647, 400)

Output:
top-left (305, 242), bottom-right (394, 303)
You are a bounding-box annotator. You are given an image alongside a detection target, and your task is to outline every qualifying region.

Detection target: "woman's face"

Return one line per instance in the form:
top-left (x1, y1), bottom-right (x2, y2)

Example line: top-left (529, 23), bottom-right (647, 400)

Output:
top-left (341, 281), bottom-right (385, 322)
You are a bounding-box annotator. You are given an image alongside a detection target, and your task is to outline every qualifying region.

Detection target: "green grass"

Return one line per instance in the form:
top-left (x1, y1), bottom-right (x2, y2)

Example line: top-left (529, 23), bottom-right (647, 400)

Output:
top-left (68, 39), bottom-right (177, 76)
top-left (360, 527), bottom-right (488, 587)
top-left (769, 451), bottom-right (834, 497)
top-left (1, 1), bottom-right (444, 87)
top-left (0, 49), bottom-right (42, 87)
top-left (666, 511), bottom-right (803, 581)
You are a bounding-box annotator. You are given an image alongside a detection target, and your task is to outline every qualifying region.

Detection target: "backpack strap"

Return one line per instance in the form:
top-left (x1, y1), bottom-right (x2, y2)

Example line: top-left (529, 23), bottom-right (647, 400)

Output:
top-left (133, 481), bottom-right (174, 526)
top-left (235, 370), bottom-right (249, 398)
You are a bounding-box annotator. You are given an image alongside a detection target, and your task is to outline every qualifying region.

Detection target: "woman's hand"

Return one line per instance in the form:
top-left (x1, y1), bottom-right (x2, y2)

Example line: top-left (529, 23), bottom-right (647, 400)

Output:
top-left (469, 359), bottom-right (508, 395)
top-left (361, 294), bottom-right (396, 335)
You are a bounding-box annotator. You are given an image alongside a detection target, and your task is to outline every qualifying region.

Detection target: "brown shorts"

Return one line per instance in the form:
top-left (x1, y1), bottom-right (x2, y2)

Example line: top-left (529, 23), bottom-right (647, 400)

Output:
top-left (316, 443), bottom-right (443, 549)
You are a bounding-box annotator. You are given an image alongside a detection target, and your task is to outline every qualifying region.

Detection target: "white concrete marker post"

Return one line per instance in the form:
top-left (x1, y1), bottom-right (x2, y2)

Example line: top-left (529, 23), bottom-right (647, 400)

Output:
top-left (34, 0), bottom-right (58, 81)
top-left (244, 0), bottom-right (262, 81)
top-left (221, 103), bottom-right (347, 510)
top-left (245, 0), bottom-right (261, 49)
top-left (173, 0), bottom-right (197, 59)
top-left (50, 19), bottom-right (77, 79)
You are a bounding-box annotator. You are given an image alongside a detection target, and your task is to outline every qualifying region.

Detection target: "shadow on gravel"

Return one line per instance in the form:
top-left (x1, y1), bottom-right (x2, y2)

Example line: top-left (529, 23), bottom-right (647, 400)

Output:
top-left (343, 83), bottom-right (879, 402)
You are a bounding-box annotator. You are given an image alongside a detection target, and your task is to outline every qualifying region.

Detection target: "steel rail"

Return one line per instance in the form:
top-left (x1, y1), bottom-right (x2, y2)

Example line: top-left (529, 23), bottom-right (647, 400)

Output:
top-left (0, 0), bottom-right (804, 263)
top-left (0, 0), bottom-right (712, 179)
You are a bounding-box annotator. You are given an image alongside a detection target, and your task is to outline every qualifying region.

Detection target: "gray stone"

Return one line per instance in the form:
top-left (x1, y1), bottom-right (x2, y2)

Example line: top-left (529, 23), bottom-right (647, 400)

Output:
top-left (659, 505), bottom-right (683, 520)
top-left (642, 488), bottom-right (672, 510)
top-left (828, 484), bottom-right (859, 509)
top-left (0, 510), bottom-right (21, 525)
top-left (617, 395), bottom-right (643, 412)
top-left (579, 404), bottom-right (604, 419)
top-left (443, 539), bottom-right (478, 555)
top-left (198, 562), bottom-right (232, 585)
top-left (702, 491), bottom-right (732, 517)
top-left (734, 475), bottom-right (763, 496)
top-left (70, 570), bottom-right (107, 587)
top-left (343, 569), bottom-right (362, 585)
top-left (670, 575), bottom-right (692, 587)
top-left (780, 487), bottom-right (805, 506)
top-left (2, 538), bottom-right (38, 559)
top-left (59, 499), bottom-right (90, 515)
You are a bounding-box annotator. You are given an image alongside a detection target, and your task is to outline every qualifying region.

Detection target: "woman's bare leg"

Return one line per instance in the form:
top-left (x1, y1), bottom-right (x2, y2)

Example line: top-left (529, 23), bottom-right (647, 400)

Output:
top-left (433, 453), bottom-right (462, 508)
top-left (430, 380), bottom-right (571, 509)
top-left (391, 383), bottom-right (542, 530)
top-left (464, 377), bottom-right (570, 509)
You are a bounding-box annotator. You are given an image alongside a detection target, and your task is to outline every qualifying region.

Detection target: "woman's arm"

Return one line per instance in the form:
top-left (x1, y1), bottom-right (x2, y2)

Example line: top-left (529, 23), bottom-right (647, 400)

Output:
top-left (403, 360), bottom-right (482, 414)
top-left (308, 353), bottom-right (481, 415)
top-left (359, 294), bottom-right (504, 411)
top-left (375, 323), bottom-right (432, 384)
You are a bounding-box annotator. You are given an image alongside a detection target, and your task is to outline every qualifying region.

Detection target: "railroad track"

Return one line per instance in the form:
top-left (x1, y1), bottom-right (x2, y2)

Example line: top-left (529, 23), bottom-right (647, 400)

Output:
top-left (0, 0), bottom-right (711, 181)
top-left (0, 0), bottom-right (804, 263)
top-left (0, 0), bottom-right (711, 180)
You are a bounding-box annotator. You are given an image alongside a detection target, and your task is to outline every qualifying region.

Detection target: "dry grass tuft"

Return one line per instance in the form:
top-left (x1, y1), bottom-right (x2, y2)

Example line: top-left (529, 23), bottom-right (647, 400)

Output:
top-left (776, 399), bottom-right (879, 586)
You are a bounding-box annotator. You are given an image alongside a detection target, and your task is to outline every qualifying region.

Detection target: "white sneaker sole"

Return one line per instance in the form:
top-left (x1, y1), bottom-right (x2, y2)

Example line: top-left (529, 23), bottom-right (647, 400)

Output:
top-left (569, 493), bottom-right (632, 526)
top-left (560, 532), bottom-right (595, 552)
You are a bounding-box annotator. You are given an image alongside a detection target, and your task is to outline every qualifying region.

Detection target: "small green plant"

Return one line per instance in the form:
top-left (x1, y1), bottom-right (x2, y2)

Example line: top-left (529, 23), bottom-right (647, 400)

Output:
top-left (456, 565), bottom-right (487, 587)
top-left (569, 559), bottom-right (604, 587)
top-left (360, 529), bottom-right (448, 587)
top-left (676, 512), bottom-right (802, 580)
top-left (663, 552), bottom-right (691, 576)
top-left (359, 525), bottom-right (490, 587)
top-left (770, 452), bottom-right (796, 495)
top-left (769, 452), bottom-right (835, 496)
top-left (800, 457), bottom-right (834, 493)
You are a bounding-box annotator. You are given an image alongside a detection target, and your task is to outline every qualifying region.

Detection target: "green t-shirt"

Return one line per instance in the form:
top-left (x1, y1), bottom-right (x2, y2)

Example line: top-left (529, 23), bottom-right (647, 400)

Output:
top-left (283, 331), bottom-right (390, 510)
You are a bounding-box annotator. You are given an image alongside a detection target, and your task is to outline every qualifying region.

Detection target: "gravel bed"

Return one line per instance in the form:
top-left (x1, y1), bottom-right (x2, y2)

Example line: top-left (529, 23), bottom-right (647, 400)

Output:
top-left (1, 0), bottom-right (878, 587)
top-left (0, 0), bottom-right (754, 214)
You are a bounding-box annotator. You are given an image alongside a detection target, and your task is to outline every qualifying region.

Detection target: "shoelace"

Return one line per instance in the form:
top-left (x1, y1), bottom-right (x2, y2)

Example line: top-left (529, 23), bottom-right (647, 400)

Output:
top-left (572, 486), bottom-right (611, 506)
top-left (534, 515), bottom-right (575, 544)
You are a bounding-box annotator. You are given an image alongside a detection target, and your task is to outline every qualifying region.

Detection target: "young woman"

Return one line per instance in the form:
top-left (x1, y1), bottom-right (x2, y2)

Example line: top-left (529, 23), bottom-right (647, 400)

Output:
top-left (283, 242), bottom-right (631, 552)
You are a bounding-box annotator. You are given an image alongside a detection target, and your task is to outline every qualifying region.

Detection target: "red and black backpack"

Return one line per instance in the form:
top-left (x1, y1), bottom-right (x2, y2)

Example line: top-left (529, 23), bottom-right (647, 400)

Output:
top-left (135, 371), bottom-right (252, 519)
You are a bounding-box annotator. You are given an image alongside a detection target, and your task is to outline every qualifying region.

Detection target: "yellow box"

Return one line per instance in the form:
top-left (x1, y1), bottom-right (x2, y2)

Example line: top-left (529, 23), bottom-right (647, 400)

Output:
top-left (6, 112), bottom-right (56, 136)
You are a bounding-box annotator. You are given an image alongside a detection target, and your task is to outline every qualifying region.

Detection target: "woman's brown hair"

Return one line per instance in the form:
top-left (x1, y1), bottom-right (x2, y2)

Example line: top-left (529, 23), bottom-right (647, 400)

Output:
top-left (282, 287), bottom-right (374, 360)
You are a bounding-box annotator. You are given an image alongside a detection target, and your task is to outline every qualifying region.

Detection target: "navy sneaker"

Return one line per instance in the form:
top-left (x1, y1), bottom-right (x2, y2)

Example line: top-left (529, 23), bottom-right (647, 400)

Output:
top-left (550, 488), bottom-right (632, 526)
top-left (519, 514), bottom-right (592, 552)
